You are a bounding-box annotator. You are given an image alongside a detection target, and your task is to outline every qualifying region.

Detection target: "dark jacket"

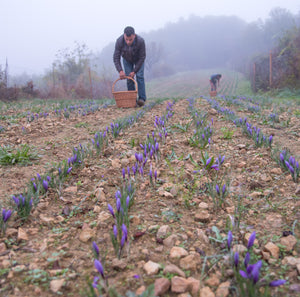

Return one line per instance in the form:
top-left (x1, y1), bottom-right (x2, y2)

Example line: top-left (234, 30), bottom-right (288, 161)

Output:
top-left (210, 74), bottom-right (221, 83)
top-left (113, 34), bottom-right (146, 73)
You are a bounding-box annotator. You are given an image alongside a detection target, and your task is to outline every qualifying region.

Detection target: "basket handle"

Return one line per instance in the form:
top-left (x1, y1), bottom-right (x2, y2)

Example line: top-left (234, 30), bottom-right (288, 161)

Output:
top-left (112, 76), bottom-right (138, 93)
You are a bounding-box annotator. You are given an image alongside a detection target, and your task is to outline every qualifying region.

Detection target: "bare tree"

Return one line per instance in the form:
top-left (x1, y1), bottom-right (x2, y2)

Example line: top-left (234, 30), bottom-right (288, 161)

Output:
top-left (145, 41), bottom-right (164, 78)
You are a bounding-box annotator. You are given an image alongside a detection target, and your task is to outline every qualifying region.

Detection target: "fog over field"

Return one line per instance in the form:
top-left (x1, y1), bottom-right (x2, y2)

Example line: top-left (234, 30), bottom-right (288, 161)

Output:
top-left (0, 0), bottom-right (299, 75)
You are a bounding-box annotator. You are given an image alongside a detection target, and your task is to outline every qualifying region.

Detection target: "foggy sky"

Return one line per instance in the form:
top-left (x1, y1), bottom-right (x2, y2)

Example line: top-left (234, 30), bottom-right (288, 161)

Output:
top-left (1, 0), bottom-right (299, 75)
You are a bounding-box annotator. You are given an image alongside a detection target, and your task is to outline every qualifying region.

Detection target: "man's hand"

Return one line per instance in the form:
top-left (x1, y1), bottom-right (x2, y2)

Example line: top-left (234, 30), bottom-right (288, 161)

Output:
top-left (119, 71), bottom-right (126, 79)
top-left (129, 72), bottom-right (135, 78)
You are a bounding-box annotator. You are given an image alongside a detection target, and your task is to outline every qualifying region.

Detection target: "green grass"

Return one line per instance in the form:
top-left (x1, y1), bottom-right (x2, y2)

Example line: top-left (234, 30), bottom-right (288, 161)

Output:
top-left (0, 144), bottom-right (40, 165)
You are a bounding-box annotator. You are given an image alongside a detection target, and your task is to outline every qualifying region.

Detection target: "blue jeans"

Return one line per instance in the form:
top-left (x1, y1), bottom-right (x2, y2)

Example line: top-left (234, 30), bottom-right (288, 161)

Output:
top-left (122, 58), bottom-right (146, 101)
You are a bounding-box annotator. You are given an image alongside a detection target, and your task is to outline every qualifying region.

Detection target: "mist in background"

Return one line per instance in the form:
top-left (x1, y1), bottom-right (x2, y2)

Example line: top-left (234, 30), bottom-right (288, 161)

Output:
top-left (0, 0), bottom-right (300, 75)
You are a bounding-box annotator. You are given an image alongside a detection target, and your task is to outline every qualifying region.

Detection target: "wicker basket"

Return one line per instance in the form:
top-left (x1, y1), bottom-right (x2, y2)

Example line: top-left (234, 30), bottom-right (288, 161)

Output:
top-left (112, 76), bottom-right (138, 108)
top-left (210, 91), bottom-right (217, 97)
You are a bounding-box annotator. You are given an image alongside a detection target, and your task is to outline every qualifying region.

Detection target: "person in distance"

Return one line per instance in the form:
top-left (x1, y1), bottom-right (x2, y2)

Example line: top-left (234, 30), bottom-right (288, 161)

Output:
top-left (210, 74), bottom-right (222, 91)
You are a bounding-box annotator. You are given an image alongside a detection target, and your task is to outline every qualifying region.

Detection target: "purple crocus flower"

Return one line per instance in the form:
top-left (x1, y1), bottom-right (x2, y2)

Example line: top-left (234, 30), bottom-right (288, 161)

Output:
top-left (210, 164), bottom-right (219, 170)
top-left (67, 167), bottom-right (72, 174)
top-left (285, 160), bottom-right (290, 168)
top-left (32, 182), bottom-right (37, 192)
top-left (2, 209), bottom-right (12, 222)
top-left (227, 230), bottom-right (232, 250)
top-left (138, 153), bottom-right (143, 163)
top-left (47, 176), bottom-right (51, 182)
top-left (244, 252), bottom-right (250, 268)
top-left (94, 259), bottom-right (105, 278)
top-left (269, 279), bottom-right (286, 287)
top-left (126, 196), bottom-right (130, 208)
top-left (150, 149), bottom-right (153, 159)
top-left (279, 153), bottom-right (284, 162)
top-left (251, 260), bottom-right (262, 284)
top-left (247, 231), bottom-right (256, 249)
top-left (108, 204), bottom-right (115, 218)
top-left (139, 166), bottom-right (144, 177)
top-left (116, 198), bottom-right (121, 212)
top-left (37, 173), bottom-right (41, 180)
top-left (122, 224), bottom-right (128, 241)
top-left (289, 156), bottom-right (295, 167)
top-left (115, 190), bottom-right (121, 200)
top-left (220, 155), bottom-right (225, 164)
top-left (135, 152), bottom-right (139, 162)
top-left (222, 184), bottom-right (226, 195)
top-left (120, 233), bottom-right (126, 248)
top-left (149, 168), bottom-right (153, 178)
top-left (154, 170), bottom-right (157, 181)
top-left (127, 166), bottom-right (130, 178)
top-left (122, 168), bottom-right (126, 179)
top-left (269, 135), bottom-right (273, 144)
top-left (143, 157), bottom-right (148, 167)
top-left (239, 269), bottom-right (248, 279)
top-left (113, 225), bottom-right (118, 238)
top-left (42, 180), bottom-right (48, 192)
top-left (234, 252), bottom-right (239, 268)
top-left (92, 241), bottom-right (100, 257)
top-left (216, 184), bottom-right (220, 195)
top-left (12, 195), bottom-right (20, 207)
top-left (205, 158), bottom-right (212, 167)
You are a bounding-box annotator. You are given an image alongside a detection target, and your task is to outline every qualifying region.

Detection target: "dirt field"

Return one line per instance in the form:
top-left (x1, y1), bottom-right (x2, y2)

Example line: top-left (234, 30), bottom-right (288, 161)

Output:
top-left (0, 94), bottom-right (299, 297)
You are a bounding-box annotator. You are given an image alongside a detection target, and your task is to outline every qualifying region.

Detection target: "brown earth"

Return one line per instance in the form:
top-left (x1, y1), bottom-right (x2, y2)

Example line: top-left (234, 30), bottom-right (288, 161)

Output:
top-left (0, 97), bottom-right (299, 297)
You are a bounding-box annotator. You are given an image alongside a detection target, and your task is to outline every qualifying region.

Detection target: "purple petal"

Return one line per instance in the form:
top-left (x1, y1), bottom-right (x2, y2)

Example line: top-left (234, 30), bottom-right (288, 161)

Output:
top-left (94, 259), bottom-right (104, 278)
top-left (269, 279), bottom-right (286, 287)
top-left (247, 231), bottom-right (256, 249)
top-left (92, 241), bottom-right (100, 257)
top-left (239, 270), bottom-right (248, 279)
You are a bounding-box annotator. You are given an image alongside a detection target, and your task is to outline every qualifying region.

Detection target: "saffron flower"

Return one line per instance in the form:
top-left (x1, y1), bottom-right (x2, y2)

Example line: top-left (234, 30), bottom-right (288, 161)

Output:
top-left (122, 224), bottom-right (128, 241)
top-left (126, 196), bottom-right (130, 208)
top-left (2, 209), bottom-right (12, 222)
top-left (247, 231), bottom-right (256, 249)
top-left (92, 241), bottom-right (100, 258)
top-left (42, 180), bottom-right (48, 192)
top-left (269, 279), bottom-right (286, 287)
top-left (116, 198), bottom-right (121, 212)
top-left (94, 259), bottom-right (105, 279)
top-left (113, 225), bottom-right (118, 238)
top-left (234, 252), bottom-right (239, 268)
top-left (244, 252), bottom-right (250, 268)
top-left (227, 230), bottom-right (232, 250)
top-left (108, 204), bottom-right (115, 218)
top-left (222, 184), bottom-right (226, 195)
